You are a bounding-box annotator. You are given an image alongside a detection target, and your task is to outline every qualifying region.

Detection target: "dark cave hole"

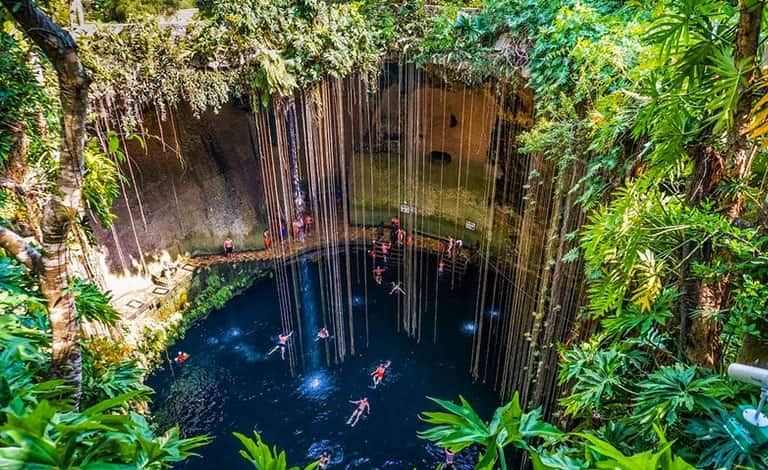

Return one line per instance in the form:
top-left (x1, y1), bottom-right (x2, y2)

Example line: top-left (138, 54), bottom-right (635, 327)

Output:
top-left (430, 150), bottom-right (452, 164)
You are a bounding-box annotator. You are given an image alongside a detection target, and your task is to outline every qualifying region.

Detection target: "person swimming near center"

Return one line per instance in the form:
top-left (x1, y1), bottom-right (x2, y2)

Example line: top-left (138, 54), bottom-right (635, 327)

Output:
top-left (267, 331), bottom-right (294, 360)
top-left (346, 397), bottom-right (370, 427)
top-left (315, 327), bottom-right (331, 342)
top-left (373, 265), bottom-right (386, 285)
top-left (437, 259), bottom-right (445, 274)
top-left (174, 351), bottom-right (190, 363)
top-left (370, 360), bottom-right (391, 388)
top-left (389, 282), bottom-right (405, 296)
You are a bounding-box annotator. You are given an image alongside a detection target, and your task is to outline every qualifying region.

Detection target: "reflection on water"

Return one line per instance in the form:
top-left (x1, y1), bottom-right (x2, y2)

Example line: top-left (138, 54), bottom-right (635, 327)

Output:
top-left (148, 253), bottom-right (497, 469)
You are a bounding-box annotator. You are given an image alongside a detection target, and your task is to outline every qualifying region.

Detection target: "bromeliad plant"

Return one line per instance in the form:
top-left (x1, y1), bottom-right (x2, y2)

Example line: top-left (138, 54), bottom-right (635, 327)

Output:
top-left (418, 392), bottom-right (562, 469)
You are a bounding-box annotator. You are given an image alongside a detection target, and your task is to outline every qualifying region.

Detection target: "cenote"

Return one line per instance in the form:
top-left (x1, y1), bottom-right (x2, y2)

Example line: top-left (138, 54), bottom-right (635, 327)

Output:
top-left (148, 250), bottom-right (499, 469)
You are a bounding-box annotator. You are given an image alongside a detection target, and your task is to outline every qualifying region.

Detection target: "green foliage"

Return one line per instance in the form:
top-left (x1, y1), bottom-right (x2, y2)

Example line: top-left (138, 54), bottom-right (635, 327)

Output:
top-left (82, 130), bottom-right (135, 228)
top-left (418, 392), bottom-right (562, 469)
top-left (92, 0), bottom-right (194, 22)
top-left (79, 0), bottom-right (383, 122)
top-left (70, 278), bottom-right (120, 326)
top-left (234, 431), bottom-right (319, 470)
top-left (0, 249), bottom-right (209, 468)
top-left (688, 408), bottom-right (768, 469)
top-left (632, 365), bottom-right (733, 426)
top-left (0, 392), bottom-right (210, 469)
top-left (576, 429), bottom-right (696, 470)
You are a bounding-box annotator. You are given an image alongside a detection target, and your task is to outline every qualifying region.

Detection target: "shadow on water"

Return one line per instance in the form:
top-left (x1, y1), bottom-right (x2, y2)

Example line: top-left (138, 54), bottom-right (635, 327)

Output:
top-left (148, 250), bottom-right (499, 469)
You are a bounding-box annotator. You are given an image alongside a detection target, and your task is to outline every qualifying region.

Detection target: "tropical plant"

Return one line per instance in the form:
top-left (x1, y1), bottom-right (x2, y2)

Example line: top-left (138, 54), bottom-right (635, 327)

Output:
top-left (70, 278), bottom-right (120, 327)
top-left (234, 431), bottom-right (319, 470)
top-left (418, 392), bottom-right (562, 469)
top-left (0, 392), bottom-right (210, 468)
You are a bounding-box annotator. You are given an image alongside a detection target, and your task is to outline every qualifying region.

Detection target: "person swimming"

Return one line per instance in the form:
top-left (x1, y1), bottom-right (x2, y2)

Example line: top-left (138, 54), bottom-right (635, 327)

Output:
top-left (346, 397), bottom-right (370, 427)
top-left (370, 360), bottom-right (391, 388)
top-left (373, 265), bottom-right (386, 284)
top-left (389, 282), bottom-right (405, 296)
top-left (443, 448), bottom-right (456, 469)
top-left (318, 451), bottom-right (331, 469)
top-left (267, 331), bottom-right (293, 360)
top-left (437, 260), bottom-right (445, 274)
top-left (174, 351), bottom-right (190, 363)
top-left (381, 242), bottom-right (390, 263)
top-left (315, 327), bottom-right (331, 342)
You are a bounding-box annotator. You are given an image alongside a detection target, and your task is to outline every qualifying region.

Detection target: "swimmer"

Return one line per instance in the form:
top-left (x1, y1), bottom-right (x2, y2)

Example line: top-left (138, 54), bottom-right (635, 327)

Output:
top-left (315, 327), bottom-right (331, 342)
top-left (437, 260), bottom-right (445, 274)
top-left (267, 331), bottom-right (294, 360)
top-left (346, 397), bottom-right (370, 427)
top-left (443, 448), bottom-right (456, 469)
top-left (396, 227), bottom-right (406, 246)
top-left (389, 282), bottom-right (405, 296)
top-left (406, 231), bottom-right (414, 247)
top-left (373, 265), bottom-right (386, 285)
top-left (224, 237), bottom-right (234, 260)
top-left (174, 351), bottom-right (190, 363)
top-left (319, 451), bottom-right (331, 469)
top-left (370, 360), bottom-right (391, 388)
top-left (381, 242), bottom-right (390, 263)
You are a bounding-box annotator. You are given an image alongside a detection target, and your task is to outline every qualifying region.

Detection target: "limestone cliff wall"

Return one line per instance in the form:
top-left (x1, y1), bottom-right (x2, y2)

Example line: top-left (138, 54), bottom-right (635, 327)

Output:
top-left (94, 102), bottom-right (267, 272)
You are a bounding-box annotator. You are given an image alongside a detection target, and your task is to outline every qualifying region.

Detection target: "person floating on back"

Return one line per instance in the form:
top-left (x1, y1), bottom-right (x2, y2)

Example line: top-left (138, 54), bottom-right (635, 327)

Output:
top-left (224, 237), bottom-right (234, 260)
top-left (347, 397), bottom-right (370, 427)
top-left (315, 327), bottom-right (331, 342)
top-left (389, 282), bottom-right (405, 296)
top-left (267, 331), bottom-right (293, 360)
top-left (174, 351), bottom-right (190, 363)
top-left (370, 360), bottom-right (391, 388)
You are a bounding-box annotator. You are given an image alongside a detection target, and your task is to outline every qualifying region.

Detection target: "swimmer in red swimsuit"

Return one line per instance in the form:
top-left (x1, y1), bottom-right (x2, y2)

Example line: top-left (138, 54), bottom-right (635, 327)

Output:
top-left (315, 327), bottom-right (330, 342)
top-left (370, 360), bottom-right (391, 388)
top-left (347, 397), bottom-right (370, 427)
top-left (373, 265), bottom-right (385, 285)
top-left (174, 351), bottom-right (190, 363)
top-left (267, 331), bottom-right (293, 360)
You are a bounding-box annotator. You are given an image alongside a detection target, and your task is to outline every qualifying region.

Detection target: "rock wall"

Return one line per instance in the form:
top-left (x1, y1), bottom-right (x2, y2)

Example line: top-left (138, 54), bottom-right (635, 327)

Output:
top-left (94, 102), bottom-right (267, 273)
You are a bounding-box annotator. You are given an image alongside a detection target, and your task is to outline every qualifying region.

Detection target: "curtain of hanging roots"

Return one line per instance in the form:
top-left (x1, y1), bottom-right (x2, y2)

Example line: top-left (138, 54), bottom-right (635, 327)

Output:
top-left (244, 64), bottom-right (586, 415)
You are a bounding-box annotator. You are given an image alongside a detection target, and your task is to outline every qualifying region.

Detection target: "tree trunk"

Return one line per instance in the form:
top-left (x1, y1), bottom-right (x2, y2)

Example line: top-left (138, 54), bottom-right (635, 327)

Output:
top-left (1, 0), bottom-right (90, 402)
top-left (682, 1), bottom-right (764, 366)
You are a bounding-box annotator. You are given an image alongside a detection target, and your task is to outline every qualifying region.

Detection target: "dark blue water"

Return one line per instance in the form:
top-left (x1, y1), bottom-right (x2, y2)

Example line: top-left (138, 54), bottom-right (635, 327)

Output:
top-left (149, 251), bottom-right (498, 469)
